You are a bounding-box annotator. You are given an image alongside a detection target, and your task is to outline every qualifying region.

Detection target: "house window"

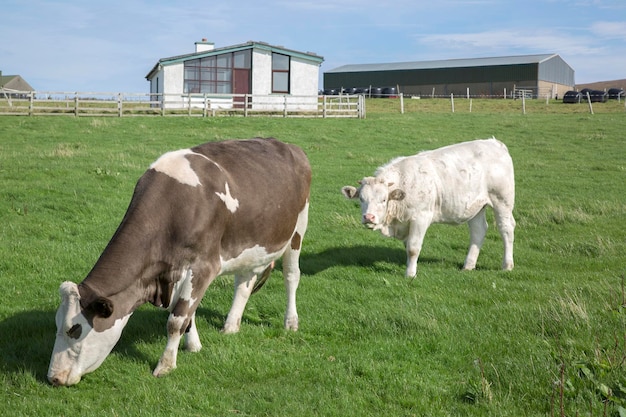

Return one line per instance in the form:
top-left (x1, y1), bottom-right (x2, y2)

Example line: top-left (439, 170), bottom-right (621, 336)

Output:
top-left (272, 53), bottom-right (290, 93)
top-left (184, 53), bottom-right (234, 94)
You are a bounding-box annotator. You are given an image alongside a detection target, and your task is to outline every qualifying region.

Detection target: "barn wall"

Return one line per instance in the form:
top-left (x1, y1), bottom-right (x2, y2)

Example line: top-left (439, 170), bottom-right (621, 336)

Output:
top-left (537, 80), bottom-right (571, 99)
top-left (538, 56), bottom-right (574, 86)
top-left (400, 81), bottom-right (532, 97)
top-left (324, 64), bottom-right (539, 91)
top-left (324, 57), bottom-right (574, 98)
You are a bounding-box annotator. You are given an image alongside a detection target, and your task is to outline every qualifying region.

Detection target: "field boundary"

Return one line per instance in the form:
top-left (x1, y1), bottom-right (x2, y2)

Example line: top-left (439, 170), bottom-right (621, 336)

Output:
top-left (0, 90), bottom-right (365, 118)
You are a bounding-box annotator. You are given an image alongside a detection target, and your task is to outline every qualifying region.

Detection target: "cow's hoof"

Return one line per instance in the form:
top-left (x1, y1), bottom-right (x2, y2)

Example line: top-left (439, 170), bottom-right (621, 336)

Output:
top-left (221, 324), bottom-right (240, 334)
top-left (153, 357), bottom-right (176, 377)
top-left (502, 262), bottom-right (514, 271)
top-left (153, 363), bottom-right (175, 378)
top-left (184, 340), bottom-right (202, 352)
top-left (284, 317), bottom-right (298, 331)
top-left (184, 333), bottom-right (202, 352)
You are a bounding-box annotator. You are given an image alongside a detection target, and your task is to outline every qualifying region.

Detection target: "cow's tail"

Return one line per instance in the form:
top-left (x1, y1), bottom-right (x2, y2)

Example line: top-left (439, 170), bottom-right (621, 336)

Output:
top-left (251, 262), bottom-right (274, 294)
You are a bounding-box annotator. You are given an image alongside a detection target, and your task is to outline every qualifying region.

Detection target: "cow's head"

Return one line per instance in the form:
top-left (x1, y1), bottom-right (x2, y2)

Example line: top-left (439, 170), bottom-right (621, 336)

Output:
top-left (342, 177), bottom-right (405, 229)
top-left (47, 281), bottom-right (131, 386)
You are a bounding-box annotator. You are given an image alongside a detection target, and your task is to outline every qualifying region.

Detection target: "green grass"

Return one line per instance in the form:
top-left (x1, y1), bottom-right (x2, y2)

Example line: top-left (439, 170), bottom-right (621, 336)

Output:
top-left (1, 103), bottom-right (625, 416)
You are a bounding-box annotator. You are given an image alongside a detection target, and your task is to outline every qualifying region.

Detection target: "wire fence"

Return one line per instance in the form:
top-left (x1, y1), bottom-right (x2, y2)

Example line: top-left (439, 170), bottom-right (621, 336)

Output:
top-left (362, 93), bottom-right (626, 115)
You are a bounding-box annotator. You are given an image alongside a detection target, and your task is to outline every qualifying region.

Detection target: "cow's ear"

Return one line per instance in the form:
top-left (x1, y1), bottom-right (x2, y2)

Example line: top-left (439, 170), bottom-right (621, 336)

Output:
top-left (87, 297), bottom-right (114, 319)
top-left (389, 189), bottom-right (405, 201)
top-left (341, 186), bottom-right (359, 200)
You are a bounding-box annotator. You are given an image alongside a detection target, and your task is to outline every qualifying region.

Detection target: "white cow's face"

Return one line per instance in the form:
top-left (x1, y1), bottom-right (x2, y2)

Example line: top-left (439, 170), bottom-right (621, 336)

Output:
top-left (342, 177), bottom-right (405, 229)
top-left (47, 281), bottom-right (130, 386)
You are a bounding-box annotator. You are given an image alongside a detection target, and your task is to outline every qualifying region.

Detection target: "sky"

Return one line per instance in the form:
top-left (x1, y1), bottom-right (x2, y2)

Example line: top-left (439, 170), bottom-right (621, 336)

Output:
top-left (1, 0), bottom-right (625, 93)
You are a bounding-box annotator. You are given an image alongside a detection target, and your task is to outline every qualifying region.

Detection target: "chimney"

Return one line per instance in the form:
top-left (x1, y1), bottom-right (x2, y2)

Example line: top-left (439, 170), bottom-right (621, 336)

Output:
top-left (195, 38), bottom-right (215, 53)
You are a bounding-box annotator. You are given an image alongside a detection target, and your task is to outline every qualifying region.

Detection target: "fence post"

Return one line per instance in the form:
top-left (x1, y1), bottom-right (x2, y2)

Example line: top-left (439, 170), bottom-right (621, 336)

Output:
top-left (358, 94), bottom-right (366, 119)
top-left (118, 93), bottom-right (123, 117)
top-left (399, 93), bottom-right (404, 114)
top-left (74, 94), bottom-right (79, 116)
top-left (450, 93), bottom-right (454, 113)
top-left (522, 94), bottom-right (526, 115)
top-left (362, 94), bottom-right (366, 118)
top-left (322, 95), bottom-right (327, 118)
top-left (283, 95), bottom-right (288, 117)
top-left (586, 92), bottom-right (594, 114)
top-left (28, 91), bottom-right (34, 116)
top-left (467, 87), bottom-right (470, 99)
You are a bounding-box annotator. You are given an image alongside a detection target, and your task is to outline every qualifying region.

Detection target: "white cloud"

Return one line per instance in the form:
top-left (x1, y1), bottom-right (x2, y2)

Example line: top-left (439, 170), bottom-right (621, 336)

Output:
top-left (588, 21), bottom-right (626, 39)
top-left (415, 29), bottom-right (599, 57)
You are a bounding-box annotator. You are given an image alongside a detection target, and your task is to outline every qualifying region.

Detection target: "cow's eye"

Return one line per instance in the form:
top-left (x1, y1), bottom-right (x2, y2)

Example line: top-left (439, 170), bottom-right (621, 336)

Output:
top-left (66, 324), bottom-right (82, 339)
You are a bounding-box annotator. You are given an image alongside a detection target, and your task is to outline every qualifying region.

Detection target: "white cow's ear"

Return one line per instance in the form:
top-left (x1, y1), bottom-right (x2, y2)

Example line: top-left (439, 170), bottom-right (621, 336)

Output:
top-left (389, 189), bottom-right (405, 201)
top-left (341, 186), bottom-right (359, 199)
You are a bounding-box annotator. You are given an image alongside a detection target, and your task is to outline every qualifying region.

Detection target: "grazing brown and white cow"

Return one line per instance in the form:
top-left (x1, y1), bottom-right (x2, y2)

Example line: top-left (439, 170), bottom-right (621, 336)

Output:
top-left (48, 138), bottom-right (311, 386)
top-left (342, 138), bottom-right (515, 277)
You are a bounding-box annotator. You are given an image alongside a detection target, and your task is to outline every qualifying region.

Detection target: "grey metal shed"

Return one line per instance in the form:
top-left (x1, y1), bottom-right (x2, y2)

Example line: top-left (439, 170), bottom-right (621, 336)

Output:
top-left (324, 54), bottom-right (574, 98)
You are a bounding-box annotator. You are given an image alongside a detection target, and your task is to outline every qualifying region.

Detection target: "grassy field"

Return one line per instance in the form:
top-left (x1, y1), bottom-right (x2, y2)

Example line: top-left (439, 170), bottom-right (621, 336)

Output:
top-left (1, 101), bottom-right (625, 416)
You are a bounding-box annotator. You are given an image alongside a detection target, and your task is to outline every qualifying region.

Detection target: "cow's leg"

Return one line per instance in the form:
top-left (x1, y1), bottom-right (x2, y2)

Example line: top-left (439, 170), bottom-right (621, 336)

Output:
top-left (183, 312), bottom-right (202, 352)
top-left (405, 219), bottom-right (429, 277)
top-left (493, 203), bottom-right (515, 270)
top-left (282, 245), bottom-right (301, 331)
top-left (154, 265), bottom-right (216, 377)
top-left (464, 207), bottom-right (488, 270)
top-left (222, 271), bottom-right (259, 334)
top-left (153, 312), bottom-right (189, 377)
top-left (281, 202), bottom-right (307, 330)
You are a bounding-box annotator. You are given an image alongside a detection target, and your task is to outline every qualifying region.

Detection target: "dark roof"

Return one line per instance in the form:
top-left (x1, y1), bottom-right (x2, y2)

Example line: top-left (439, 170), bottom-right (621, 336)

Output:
top-left (0, 74), bottom-right (34, 91)
top-left (327, 54), bottom-right (561, 73)
top-left (146, 41), bottom-right (324, 80)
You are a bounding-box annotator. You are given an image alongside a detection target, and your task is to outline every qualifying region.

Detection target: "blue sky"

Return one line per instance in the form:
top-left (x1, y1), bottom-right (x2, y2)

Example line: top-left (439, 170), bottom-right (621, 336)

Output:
top-left (1, 0), bottom-right (624, 92)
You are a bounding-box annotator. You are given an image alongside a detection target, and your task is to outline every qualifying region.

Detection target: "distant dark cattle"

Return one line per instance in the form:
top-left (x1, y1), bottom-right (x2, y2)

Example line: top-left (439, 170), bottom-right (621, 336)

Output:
top-left (48, 138), bottom-right (311, 386)
top-left (342, 138), bottom-right (515, 277)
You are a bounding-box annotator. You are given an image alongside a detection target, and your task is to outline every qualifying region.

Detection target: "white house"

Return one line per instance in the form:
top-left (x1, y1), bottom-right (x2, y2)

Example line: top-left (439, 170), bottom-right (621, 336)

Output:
top-left (145, 40), bottom-right (324, 110)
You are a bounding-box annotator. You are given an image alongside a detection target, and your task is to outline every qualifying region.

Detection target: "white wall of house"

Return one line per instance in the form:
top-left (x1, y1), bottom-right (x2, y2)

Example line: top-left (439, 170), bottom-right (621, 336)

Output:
top-left (149, 42), bottom-right (322, 110)
top-left (291, 56), bottom-right (320, 96)
top-left (164, 64), bottom-right (184, 96)
top-left (251, 49), bottom-right (272, 96)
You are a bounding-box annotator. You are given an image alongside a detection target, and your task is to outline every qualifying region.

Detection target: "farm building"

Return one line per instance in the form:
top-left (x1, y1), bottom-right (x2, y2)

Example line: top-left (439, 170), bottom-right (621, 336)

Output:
top-left (0, 71), bottom-right (34, 98)
top-left (324, 54), bottom-right (574, 99)
top-left (146, 40), bottom-right (324, 110)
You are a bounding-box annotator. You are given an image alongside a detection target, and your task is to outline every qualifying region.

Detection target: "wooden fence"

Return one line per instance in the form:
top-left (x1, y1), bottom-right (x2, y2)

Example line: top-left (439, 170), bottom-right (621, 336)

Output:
top-left (0, 90), bottom-right (365, 118)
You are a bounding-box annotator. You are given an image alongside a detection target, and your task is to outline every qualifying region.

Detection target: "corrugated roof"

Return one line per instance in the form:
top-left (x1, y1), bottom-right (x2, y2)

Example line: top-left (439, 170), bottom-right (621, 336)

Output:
top-left (327, 53), bottom-right (557, 73)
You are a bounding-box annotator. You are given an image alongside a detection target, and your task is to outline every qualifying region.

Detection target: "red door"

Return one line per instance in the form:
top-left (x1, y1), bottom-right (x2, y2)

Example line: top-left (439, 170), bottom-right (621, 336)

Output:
top-left (233, 69), bottom-right (250, 108)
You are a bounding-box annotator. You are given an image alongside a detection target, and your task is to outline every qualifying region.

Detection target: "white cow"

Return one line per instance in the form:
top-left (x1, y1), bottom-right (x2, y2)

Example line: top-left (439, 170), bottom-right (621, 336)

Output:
top-left (341, 138), bottom-right (515, 277)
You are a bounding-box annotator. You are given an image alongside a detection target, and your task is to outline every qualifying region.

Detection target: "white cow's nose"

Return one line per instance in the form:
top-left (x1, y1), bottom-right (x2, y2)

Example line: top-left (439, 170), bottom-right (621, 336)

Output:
top-left (363, 213), bottom-right (376, 224)
top-left (48, 371), bottom-right (80, 387)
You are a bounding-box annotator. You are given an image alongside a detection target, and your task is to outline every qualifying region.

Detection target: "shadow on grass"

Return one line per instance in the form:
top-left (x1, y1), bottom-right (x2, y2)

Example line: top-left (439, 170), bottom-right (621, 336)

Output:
top-left (0, 309), bottom-right (56, 384)
top-left (0, 245), bottom-right (450, 384)
top-left (300, 244), bottom-right (453, 275)
top-left (0, 306), bottom-right (228, 385)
